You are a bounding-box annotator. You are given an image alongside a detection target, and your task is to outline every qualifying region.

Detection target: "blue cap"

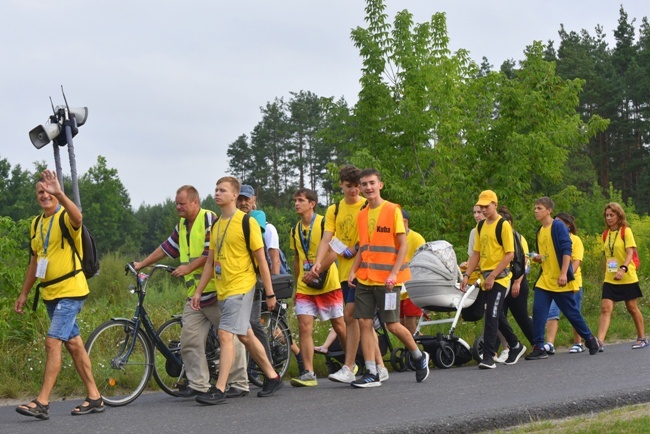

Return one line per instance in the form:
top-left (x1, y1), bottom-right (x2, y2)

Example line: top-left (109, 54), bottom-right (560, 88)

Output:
top-left (250, 210), bottom-right (267, 233)
top-left (239, 184), bottom-right (255, 198)
top-left (401, 209), bottom-right (409, 220)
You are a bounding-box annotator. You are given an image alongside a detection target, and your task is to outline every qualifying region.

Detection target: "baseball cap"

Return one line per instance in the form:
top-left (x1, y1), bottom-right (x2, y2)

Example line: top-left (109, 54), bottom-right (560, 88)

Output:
top-left (239, 184), bottom-right (255, 198)
top-left (476, 190), bottom-right (498, 206)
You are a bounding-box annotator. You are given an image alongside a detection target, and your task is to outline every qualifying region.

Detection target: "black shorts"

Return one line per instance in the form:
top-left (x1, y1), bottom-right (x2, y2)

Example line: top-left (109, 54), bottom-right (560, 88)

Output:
top-left (602, 282), bottom-right (643, 302)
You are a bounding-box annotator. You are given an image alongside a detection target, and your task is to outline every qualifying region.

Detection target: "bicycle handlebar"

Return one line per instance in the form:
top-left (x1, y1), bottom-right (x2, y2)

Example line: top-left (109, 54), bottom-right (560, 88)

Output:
top-left (125, 262), bottom-right (176, 279)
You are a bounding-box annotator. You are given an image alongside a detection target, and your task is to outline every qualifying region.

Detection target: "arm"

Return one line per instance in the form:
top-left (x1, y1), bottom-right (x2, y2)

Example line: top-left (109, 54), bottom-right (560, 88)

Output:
top-left (614, 247), bottom-right (635, 281)
top-left (484, 252), bottom-right (514, 291)
top-left (253, 247), bottom-right (276, 311)
top-left (172, 256), bottom-right (207, 278)
top-left (387, 233), bottom-right (409, 291)
top-left (347, 249), bottom-right (363, 287)
top-left (312, 230), bottom-right (335, 275)
top-left (558, 254), bottom-right (571, 287)
top-left (461, 250), bottom-right (480, 292)
top-left (41, 170), bottom-right (82, 227)
top-left (190, 250), bottom-right (216, 310)
top-left (14, 254), bottom-right (39, 314)
top-left (134, 246), bottom-right (167, 271)
top-left (268, 248), bottom-right (281, 275)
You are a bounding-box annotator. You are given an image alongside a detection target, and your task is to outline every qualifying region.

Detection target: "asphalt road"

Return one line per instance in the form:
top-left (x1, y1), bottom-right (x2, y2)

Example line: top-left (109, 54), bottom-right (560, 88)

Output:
top-left (2, 342), bottom-right (650, 434)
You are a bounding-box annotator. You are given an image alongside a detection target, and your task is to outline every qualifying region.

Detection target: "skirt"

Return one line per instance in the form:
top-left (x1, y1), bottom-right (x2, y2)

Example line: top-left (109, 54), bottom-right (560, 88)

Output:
top-left (602, 281), bottom-right (643, 302)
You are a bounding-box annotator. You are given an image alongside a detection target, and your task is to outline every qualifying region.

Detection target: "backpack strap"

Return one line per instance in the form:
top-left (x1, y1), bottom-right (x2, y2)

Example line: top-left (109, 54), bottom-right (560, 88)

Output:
top-left (241, 213), bottom-right (259, 274)
top-left (476, 217), bottom-right (504, 246)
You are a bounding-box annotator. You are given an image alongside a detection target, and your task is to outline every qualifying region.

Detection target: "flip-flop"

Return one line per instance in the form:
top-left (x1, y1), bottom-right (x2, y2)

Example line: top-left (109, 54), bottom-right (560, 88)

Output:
top-left (16, 399), bottom-right (49, 420)
top-left (71, 397), bottom-right (105, 416)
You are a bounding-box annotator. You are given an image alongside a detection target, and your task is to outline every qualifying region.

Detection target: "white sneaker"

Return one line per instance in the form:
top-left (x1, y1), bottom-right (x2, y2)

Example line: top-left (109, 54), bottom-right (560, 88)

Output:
top-left (495, 349), bottom-right (509, 364)
top-left (378, 366), bottom-right (389, 382)
top-left (328, 365), bottom-right (356, 383)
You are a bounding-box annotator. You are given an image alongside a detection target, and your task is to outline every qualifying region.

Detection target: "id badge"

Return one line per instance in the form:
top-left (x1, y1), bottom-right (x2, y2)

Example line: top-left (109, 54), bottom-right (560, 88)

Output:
top-left (303, 260), bottom-right (312, 272)
top-left (36, 258), bottom-right (49, 279)
top-left (214, 261), bottom-right (222, 279)
top-left (607, 258), bottom-right (619, 273)
top-left (385, 292), bottom-right (397, 311)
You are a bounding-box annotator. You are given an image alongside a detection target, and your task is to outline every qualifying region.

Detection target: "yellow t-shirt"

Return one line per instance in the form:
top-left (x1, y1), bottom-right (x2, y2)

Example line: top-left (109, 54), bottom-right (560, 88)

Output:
top-left (570, 233), bottom-right (584, 288)
top-left (210, 210), bottom-right (264, 299)
top-left (602, 227), bottom-right (638, 284)
top-left (30, 208), bottom-right (89, 300)
top-left (291, 214), bottom-right (340, 296)
top-left (536, 225), bottom-right (579, 292)
top-left (358, 203), bottom-right (406, 286)
top-left (325, 199), bottom-right (366, 283)
top-left (401, 229), bottom-right (426, 300)
top-left (473, 218), bottom-right (514, 289)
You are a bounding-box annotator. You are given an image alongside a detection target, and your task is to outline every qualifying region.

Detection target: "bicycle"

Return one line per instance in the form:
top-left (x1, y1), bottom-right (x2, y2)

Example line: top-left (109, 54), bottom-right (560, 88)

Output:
top-left (85, 263), bottom-right (219, 406)
top-left (247, 297), bottom-right (293, 387)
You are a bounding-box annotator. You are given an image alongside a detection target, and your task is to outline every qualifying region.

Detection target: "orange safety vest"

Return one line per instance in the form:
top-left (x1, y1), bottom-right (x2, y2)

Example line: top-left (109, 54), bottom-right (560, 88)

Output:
top-left (357, 201), bottom-right (411, 284)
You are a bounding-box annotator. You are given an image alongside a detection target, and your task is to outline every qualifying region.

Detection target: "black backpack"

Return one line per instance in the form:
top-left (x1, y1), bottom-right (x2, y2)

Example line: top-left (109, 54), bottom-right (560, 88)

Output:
top-left (477, 218), bottom-right (526, 281)
top-left (31, 210), bottom-right (100, 310)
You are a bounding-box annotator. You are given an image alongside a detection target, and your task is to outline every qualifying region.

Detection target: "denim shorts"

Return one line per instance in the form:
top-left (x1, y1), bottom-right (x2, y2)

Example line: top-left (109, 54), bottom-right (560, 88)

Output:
top-left (547, 287), bottom-right (583, 320)
top-left (341, 280), bottom-right (357, 304)
top-left (46, 298), bottom-right (85, 341)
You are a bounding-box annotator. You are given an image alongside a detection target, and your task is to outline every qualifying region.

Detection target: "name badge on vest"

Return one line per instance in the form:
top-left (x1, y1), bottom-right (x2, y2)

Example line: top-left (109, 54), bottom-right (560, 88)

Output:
top-left (36, 258), bottom-right (49, 279)
top-left (606, 258), bottom-right (618, 273)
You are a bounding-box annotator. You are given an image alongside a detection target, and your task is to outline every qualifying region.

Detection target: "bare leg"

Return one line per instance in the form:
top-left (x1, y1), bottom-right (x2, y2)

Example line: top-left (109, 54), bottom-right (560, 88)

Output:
top-left (385, 322), bottom-right (417, 352)
top-left (343, 303), bottom-right (360, 369)
top-left (597, 299), bottom-right (614, 342)
top-left (65, 336), bottom-right (101, 401)
top-left (329, 317), bottom-right (346, 352)
top-left (545, 319), bottom-right (559, 345)
top-left (625, 299), bottom-right (646, 338)
top-left (297, 315), bottom-right (315, 372)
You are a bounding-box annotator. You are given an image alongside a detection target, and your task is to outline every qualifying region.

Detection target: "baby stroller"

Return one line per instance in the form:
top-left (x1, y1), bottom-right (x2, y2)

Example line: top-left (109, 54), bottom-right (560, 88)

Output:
top-left (321, 312), bottom-right (396, 375)
top-left (395, 240), bottom-right (482, 369)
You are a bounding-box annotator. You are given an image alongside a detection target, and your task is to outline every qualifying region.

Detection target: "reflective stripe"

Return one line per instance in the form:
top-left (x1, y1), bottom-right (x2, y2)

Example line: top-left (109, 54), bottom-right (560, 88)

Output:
top-left (359, 245), bottom-right (398, 254)
top-left (359, 262), bottom-right (409, 271)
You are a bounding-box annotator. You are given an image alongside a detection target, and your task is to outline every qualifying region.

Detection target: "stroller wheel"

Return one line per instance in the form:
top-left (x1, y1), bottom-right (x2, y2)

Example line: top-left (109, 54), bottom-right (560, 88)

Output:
top-left (433, 344), bottom-right (455, 369)
top-left (390, 348), bottom-right (408, 372)
top-left (472, 336), bottom-right (484, 362)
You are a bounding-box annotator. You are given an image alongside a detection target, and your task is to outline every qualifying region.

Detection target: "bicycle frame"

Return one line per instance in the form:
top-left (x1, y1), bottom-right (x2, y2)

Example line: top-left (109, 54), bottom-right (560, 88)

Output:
top-left (112, 264), bottom-right (182, 369)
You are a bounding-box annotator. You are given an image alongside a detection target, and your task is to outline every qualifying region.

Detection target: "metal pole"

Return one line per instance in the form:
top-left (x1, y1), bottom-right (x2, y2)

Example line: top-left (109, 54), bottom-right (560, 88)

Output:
top-left (52, 143), bottom-right (65, 190)
top-left (63, 122), bottom-right (82, 211)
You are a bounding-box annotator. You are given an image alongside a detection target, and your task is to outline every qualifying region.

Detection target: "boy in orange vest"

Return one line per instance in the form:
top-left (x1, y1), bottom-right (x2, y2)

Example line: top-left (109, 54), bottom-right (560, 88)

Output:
top-left (348, 168), bottom-right (430, 387)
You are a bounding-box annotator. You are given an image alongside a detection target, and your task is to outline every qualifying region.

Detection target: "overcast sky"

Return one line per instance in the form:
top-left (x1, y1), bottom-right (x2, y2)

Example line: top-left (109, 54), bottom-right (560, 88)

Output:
top-left (1, 1), bottom-right (647, 207)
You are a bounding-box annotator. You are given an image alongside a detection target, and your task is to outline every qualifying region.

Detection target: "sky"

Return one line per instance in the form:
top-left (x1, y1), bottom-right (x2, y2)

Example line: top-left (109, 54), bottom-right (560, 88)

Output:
top-left (1, 1), bottom-right (647, 208)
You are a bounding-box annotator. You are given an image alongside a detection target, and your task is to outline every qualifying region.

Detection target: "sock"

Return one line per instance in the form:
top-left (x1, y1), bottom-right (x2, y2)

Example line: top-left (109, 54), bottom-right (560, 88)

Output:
top-left (296, 352), bottom-right (305, 372)
top-left (365, 361), bottom-right (377, 375)
top-left (411, 348), bottom-right (423, 360)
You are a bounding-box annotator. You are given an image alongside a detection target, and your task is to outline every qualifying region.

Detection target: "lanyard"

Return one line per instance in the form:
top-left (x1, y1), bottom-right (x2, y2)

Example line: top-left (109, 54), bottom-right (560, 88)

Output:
top-left (216, 216), bottom-right (234, 258)
top-left (607, 229), bottom-right (619, 258)
top-left (299, 213), bottom-right (316, 262)
top-left (40, 206), bottom-right (61, 255)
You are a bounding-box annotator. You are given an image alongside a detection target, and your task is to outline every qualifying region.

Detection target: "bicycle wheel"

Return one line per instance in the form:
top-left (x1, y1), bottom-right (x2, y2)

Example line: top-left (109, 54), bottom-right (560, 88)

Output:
top-left (85, 319), bottom-right (152, 406)
top-left (152, 318), bottom-right (185, 397)
top-left (248, 312), bottom-right (291, 387)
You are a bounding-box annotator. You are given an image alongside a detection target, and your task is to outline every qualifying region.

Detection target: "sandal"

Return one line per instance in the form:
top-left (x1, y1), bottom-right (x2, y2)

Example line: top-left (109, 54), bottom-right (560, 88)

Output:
top-left (314, 346), bottom-right (329, 354)
top-left (71, 396), bottom-right (105, 416)
top-left (632, 337), bottom-right (650, 349)
top-left (569, 343), bottom-right (585, 353)
top-left (16, 399), bottom-right (49, 420)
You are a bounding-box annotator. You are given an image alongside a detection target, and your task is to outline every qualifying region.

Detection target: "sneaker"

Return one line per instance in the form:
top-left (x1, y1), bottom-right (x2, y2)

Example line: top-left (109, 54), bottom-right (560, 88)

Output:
top-left (495, 349), bottom-right (509, 364)
top-left (328, 365), bottom-right (356, 383)
top-left (569, 343), bottom-right (585, 353)
top-left (257, 376), bottom-right (284, 397)
top-left (225, 387), bottom-right (249, 398)
top-left (478, 358), bottom-right (496, 369)
top-left (290, 371), bottom-right (318, 387)
top-left (504, 344), bottom-right (526, 365)
top-left (543, 342), bottom-right (555, 355)
top-left (525, 346), bottom-right (548, 360)
top-left (632, 337), bottom-right (650, 349)
top-left (195, 386), bottom-right (226, 405)
top-left (585, 336), bottom-right (601, 355)
top-left (351, 372), bottom-right (381, 388)
top-left (415, 352), bottom-right (430, 383)
top-left (378, 366), bottom-right (389, 382)
top-left (176, 386), bottom-right (201, 398)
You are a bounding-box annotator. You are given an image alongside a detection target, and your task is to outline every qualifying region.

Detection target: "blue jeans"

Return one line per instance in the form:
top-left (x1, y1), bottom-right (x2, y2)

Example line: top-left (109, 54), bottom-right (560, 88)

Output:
top-left (532, 288), bottom-right (592, 347)
top-left (45, 298), bottom-right (85, 341)
top-left (547, 287), bottom-right (583, 320)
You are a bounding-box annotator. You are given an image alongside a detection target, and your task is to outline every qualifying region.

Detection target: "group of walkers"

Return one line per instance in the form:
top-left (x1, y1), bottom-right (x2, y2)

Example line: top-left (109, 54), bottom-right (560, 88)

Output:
top-left (12, 168), bottom-right (646, 421)
top-left (461, 190), bottom-right (646, 369)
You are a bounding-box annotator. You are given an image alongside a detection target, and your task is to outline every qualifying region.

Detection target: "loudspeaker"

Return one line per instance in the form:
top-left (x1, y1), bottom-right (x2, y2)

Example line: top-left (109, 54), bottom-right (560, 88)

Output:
top-left (54, 105), bottom-right (88, 126)
top-left (29, 123), bottom-right (61, 149)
